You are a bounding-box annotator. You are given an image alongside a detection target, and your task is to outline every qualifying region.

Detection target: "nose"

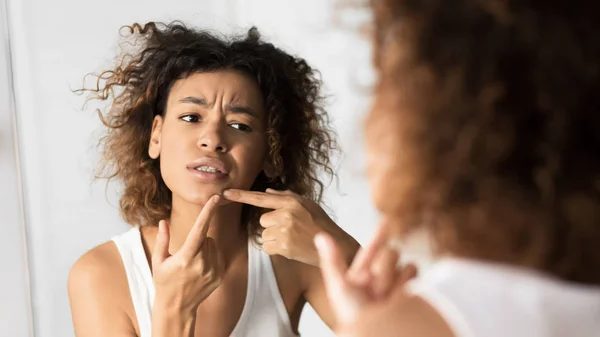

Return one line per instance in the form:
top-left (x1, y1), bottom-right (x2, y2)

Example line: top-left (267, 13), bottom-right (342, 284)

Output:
top-left (197, 120), bottom-right (228, 153)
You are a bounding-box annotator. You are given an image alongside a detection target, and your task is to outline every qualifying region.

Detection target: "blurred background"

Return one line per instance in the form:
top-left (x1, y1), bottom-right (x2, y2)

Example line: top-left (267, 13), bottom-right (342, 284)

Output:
top-left (0, 0), bottom-right (428, 336)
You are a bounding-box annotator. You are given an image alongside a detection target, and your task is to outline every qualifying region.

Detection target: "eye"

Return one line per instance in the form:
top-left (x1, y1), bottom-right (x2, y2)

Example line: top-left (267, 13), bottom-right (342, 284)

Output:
top-left (180, 114), bottom-right (201, 123)
top-left (230, 122), bottom-right (252, 132)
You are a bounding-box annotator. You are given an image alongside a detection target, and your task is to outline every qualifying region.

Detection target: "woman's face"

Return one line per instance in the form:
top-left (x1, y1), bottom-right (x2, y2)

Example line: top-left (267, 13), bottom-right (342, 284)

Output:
top-left (148, 70), bottom-right (268, 206)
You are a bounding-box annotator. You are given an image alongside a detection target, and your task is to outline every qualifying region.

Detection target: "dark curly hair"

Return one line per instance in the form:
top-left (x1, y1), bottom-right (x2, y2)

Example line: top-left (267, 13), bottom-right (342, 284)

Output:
top-left (369, 0), bottom-right (600, 284)
top-left (80, 22), bottom-right (336, 235)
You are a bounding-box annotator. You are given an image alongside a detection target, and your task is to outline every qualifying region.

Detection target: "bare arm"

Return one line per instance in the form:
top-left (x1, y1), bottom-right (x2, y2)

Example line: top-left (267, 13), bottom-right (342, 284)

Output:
top-left (341, 291), bottom-right (455, 337)
top-left (151, 304), bottom-right (196, 337)
top-left (68, 243), bottom-right (137, 337)
top-left (300, 240), bottom-right (360, 331)
top-left (300, 264), bottom-right (339, 330)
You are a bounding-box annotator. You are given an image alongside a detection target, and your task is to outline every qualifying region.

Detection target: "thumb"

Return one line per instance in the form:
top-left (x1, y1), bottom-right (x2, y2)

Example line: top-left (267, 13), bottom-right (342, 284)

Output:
top-left (152, 220), bottom-right (171, 266)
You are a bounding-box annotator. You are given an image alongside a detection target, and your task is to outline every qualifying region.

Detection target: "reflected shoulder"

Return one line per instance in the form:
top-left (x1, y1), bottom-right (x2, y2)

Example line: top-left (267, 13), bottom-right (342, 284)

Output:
top-left (68, 241), bottom-right (126, 298)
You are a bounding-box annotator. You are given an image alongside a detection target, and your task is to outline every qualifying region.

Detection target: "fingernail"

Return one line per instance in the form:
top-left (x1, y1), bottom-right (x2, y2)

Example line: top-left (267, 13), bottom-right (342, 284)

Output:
top-left (213, 195), bottom-right (221, 204)
top-left (223, 190), bottom-right (232, 198)
top-left (266, 188), bottom-right (275, 193)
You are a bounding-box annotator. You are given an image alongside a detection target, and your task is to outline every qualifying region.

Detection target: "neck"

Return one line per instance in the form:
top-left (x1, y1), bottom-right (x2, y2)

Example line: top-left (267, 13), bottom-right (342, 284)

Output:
top-left (168, 195), bottom-right (248, 268)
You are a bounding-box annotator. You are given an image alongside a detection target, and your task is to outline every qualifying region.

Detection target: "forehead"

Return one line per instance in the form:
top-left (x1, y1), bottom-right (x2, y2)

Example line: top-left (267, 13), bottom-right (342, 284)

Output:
top-left (168, 70), bottom-right (265, 109)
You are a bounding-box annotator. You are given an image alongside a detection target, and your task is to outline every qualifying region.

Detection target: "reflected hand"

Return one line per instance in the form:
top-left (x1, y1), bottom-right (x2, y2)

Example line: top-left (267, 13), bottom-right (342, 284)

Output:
top-left (151, 195), bottom-right (224, 314)
top-left (224, 188), bottom-right (358, 266)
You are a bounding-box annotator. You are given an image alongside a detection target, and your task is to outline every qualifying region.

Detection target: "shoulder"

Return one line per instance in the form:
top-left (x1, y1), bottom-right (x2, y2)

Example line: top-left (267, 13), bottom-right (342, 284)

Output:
top-left (344, 290), bottom-right (455, 337)
top-left (69, 241), bottom-right (123, 285)
top-left (68, 239), bottom-right (139, 335)
top-left (68, 240), bottom-right (129, 303)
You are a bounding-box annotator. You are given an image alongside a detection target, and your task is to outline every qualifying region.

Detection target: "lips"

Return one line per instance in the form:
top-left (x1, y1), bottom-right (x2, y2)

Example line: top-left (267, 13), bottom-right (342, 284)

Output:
top-left (186, 157), bottom-right (229, 174)
top-left (186, 157), bottom-right (230, 182)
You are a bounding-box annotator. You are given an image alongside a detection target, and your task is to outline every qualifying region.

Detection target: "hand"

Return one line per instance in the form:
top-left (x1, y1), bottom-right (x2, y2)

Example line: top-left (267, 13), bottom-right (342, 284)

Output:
top-left (314, 225), bottom-right (418, 328)
top-left (151, 195), bottom-right (224, 315)
top-left (223, 188), bottom-right (359, 266)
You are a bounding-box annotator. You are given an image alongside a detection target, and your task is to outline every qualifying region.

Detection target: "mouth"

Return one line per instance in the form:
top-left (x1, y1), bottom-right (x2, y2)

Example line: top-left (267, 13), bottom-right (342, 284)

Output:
top-left (187, 158), bottom-right (230, 182)
top-left (194, 165), bottom-right (225, 174)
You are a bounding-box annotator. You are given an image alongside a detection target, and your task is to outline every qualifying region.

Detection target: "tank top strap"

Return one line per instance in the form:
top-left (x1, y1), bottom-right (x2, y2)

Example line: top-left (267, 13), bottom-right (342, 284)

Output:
top-left (112, 227), bottom-right (154, 337)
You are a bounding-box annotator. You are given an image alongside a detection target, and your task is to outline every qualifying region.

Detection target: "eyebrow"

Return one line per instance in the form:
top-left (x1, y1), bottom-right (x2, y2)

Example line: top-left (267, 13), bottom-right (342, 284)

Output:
top-left (178, 96), bottom-right (259, 118)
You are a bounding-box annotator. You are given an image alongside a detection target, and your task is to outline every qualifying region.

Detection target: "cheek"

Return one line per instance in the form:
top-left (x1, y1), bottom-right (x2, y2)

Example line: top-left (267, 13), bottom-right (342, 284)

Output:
top-left (162, 128), bottom-right (192, 152)
top-left (232, 137), bottom-right (267, 178)
top-left (156, 125), bottom-right (179, 158)
top-left (157, 131), bottom-right (194, 188)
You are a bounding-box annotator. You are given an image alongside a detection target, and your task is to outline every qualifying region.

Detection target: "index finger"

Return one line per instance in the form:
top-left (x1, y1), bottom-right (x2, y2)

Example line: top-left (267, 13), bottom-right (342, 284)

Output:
top-left (179, 195), bottom-right (220, 259)
top-left (223, 189), bottom-right (291, 209)
top-left (348, 224), bottom-right (389, 277)
top-left (315, 233), bottom-right (349, 291)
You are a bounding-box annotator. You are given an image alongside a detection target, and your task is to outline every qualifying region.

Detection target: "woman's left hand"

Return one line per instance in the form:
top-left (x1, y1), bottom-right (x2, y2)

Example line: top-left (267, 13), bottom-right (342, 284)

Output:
top-left (223, 188), bottom-right (360, 266)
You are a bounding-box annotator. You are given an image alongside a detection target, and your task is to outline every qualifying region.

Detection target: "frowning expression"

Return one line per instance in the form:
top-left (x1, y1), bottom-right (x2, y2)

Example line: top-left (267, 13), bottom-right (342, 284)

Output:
top-left (148, 70), bottom-right (268, 205)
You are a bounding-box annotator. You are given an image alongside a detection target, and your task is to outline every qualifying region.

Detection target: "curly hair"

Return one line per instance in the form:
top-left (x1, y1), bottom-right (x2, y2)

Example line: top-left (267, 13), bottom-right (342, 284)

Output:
top-left (369, 0), bottom-right (600, 284)
top-left (80, 22), bottom-right (336, 235)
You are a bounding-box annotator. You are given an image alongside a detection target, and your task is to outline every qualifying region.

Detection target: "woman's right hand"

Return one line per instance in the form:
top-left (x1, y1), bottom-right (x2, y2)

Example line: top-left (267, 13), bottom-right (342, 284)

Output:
top-left (151, 195), bottom-right (223, 335)
top-left (315, 225), bottom-right (418, 330)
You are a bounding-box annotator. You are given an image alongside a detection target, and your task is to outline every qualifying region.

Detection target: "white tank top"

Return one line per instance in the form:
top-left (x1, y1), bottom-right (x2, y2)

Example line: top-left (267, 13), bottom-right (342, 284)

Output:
top-left (112, 227), bottom-right (298, 337)
top-left (407, 258), bottom-right (600, 337)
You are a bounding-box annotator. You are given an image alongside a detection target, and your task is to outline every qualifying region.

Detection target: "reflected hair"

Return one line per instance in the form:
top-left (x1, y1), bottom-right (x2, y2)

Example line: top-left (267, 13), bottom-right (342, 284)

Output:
top-left (79, 22), bottom-right (337, 235)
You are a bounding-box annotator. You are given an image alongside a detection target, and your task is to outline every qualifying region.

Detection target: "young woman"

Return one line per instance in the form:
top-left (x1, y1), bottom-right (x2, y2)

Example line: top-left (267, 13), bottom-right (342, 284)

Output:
top-left (316, 1), bottom-right (600, 336)
top-left (67, 22), bottom-right (364, 337)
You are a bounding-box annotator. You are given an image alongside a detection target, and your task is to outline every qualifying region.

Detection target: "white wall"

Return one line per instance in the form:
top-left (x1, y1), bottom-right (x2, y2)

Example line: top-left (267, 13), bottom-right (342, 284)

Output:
top-left (5, 0), bottom-right (378, 336)
top-left (0, 0), bottom-right (34, 335)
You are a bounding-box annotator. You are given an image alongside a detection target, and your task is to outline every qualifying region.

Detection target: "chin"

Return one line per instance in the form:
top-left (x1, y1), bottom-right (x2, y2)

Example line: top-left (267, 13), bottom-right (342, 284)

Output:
top-left (181, 186), bottom-right (226, 205)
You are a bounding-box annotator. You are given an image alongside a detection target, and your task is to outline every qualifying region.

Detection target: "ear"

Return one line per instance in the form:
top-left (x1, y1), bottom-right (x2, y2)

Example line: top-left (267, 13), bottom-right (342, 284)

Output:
top-left (148, 115), bottom-right (163, 159)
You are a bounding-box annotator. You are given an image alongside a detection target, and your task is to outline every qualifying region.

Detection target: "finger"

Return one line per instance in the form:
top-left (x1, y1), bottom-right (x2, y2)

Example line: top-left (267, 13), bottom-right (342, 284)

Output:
top-left (398, 263), bottom-right (418, 284)
top-left (346, 247), bottom-right (372, 286)
top-left (347, 225), bottom-right (389, 280)
top-left (315, 233), bottom-right (349, 293)
top-left (223, 189), bottom-right (293, 209)
top-left (262, 240), bottom-right (279, 256)
top-left (370, 248), bottom-right (400, 298)
top-left (265, 188), bottom-right (295, 196)
top-left (180, 195), bottom-right (220, 259)
top-left (261, 226), bottom-right (279, 242)
top-left (152, 220), bottom-right (171, 266)
top-left (259, 211), bottom-right (280, 228)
